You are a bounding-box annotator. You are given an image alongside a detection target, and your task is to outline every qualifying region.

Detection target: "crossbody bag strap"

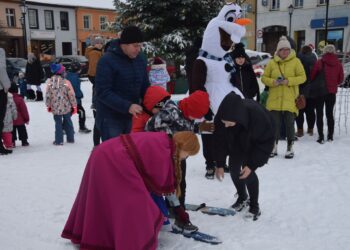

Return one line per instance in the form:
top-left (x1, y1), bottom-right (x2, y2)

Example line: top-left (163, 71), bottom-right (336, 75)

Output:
top-left (277, 63), bottom-right (285, 79)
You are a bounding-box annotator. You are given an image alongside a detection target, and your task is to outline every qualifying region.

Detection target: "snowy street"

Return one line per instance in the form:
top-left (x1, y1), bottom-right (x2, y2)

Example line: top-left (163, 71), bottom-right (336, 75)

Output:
top-left (1, 80), bottom-right (350, 250)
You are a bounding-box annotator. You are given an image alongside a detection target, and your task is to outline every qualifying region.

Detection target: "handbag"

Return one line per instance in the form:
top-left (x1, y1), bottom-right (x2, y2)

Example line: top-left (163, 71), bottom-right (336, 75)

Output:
top-left (303, 61), bottom-right (328, 98)
top-left (277, 63), bottom-right (306, 110)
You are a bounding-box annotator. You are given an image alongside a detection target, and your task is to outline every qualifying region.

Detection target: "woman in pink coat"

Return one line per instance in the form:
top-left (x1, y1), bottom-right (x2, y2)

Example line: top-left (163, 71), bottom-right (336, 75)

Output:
top-left (61, 131), bottom-right (200, 250)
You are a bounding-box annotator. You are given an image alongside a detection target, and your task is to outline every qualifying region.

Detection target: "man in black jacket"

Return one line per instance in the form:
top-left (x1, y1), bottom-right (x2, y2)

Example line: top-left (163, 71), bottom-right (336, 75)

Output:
top-left (214, 92), bottom-right (275, 220)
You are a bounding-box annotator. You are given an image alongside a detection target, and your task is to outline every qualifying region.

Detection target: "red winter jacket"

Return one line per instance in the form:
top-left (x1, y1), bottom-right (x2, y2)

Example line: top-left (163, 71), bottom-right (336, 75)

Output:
top-left (12, 93), bottom-right (30, 126)
top-left (131, 86), bottom-right (170, 132)
top-left (311, 53), bottom-right (344, 94)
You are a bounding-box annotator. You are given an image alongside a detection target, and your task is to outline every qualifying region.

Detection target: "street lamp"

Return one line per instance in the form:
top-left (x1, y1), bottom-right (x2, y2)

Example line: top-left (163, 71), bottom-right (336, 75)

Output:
top-left (20, 0), bottom-right (28, 58)
top-left (288, 4), bottom-right (294, 38)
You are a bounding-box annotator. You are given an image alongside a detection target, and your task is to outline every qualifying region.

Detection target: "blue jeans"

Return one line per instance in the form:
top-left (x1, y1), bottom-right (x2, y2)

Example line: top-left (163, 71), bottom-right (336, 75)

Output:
top-left (99, 118), bottom-right (132, 142)
top-left (53, 113), bottom-right (74, 144)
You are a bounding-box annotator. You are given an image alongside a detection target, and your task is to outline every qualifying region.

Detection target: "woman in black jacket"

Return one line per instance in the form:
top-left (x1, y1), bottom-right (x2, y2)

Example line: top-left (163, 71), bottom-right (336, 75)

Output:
top-left (230, 43), bottom-right (260, 101)
top-left (214, 92), bottom-right (275, 220)
top-left (25, 52), bottom-right (44, 101)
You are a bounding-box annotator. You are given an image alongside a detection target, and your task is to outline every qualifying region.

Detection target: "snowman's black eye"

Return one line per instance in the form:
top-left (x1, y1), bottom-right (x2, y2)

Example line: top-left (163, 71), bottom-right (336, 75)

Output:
top-left (227, 17), bottom-right (234, 22)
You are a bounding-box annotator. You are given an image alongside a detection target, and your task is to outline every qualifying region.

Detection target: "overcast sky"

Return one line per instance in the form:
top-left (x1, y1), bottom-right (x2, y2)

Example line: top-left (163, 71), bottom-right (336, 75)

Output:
top-left (27, 0), bottom-right (116, 10)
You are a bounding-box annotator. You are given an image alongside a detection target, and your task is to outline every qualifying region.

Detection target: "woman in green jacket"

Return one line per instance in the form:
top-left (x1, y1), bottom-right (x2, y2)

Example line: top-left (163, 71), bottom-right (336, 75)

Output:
top-left (262, 36), bottom-right (306, 159)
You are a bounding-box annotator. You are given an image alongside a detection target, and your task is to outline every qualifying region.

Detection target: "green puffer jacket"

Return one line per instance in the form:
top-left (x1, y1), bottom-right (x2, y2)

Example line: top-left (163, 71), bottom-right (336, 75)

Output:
top-left (261, 50), bottom-right (306, 115)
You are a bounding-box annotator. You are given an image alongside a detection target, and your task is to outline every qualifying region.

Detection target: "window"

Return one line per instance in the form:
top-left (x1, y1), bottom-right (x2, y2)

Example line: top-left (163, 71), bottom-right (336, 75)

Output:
top-left (270, 0), bottom-right (280, 10)
top-left (294, 0), bottom-right (303, 8)
top-left (28, 9), bottom-right (38, 29)
top-left (44, 10), bottom-right (54, 30)
top-left (100, 16), bottom-right (107, 31)
top-left (62, 42), bottom-right (72, 55)
top-left (6, 8), bottom-right (16, 27)
top-left (315, 29), bottom-right (344, 54)
top-left (83, 15), bottom-right (91, 29)
top-left (60, 11), bottom-right (69, 30)
top-left (318, 0), bottom-right (326, 5)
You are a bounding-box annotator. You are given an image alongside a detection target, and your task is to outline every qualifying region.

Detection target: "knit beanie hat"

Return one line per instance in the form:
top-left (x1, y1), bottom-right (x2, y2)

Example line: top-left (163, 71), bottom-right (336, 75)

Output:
top-left (276, 36), bottom-right (291, 52)
top-left (231, 43), bottom-right (248, 60)
top-left (120, 26), bottom-right (144, 44)
top-left (92, 36), bottom-right (104, 46)
top-left (50, 63), bottom-right (65, 75)
top-left (178, 90), bottom-right (210, 119)
top-left (323, 44), bottom-right (336, 54)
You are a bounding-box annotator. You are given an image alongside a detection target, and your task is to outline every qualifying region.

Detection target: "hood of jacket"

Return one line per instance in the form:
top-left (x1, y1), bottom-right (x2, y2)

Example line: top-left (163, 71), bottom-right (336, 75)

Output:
top-left (298, 52), bottom-right (317, 67)
top-left (321, 53), bottom-right (339, 66)
top-left (143, 86), bottom-right (170, 112)
top-left (273, 50), bottom-right (296, 63)
top-left (0, 48), bottom-right (6, 68)
top-left (216, 92), bottom-right (248, 130)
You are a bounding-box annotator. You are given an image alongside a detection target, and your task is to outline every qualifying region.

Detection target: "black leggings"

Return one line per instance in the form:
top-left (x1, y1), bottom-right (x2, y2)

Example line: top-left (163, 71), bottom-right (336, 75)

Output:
top-left (315, 93), bottom-right (336, 138)
top-left (201, 134), bottom-right (216, 169)
top-left (229, 156), bottom-right (259, 209)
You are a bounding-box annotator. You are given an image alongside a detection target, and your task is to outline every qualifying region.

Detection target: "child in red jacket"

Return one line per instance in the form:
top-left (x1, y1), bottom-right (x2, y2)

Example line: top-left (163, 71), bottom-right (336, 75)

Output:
top-left (9, 84), bottom-right (30, 147)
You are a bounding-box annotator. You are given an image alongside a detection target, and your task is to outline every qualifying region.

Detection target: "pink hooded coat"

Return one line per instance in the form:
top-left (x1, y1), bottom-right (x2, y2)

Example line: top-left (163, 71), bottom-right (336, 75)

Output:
top-left (61, 132), bottom-right (176, 250)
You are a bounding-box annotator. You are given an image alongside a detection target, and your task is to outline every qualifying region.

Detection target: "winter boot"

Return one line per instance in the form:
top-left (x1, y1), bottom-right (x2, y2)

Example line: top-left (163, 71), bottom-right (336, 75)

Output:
top-left (173, 219), bottom-right (198, 234)
top-left (205, 167), bottom-right (215, 179)
top-left (270, 142), bottom-right (278, 158)
top-left (245, 206), bottom-right (261, 221)
top-left (35, 91), bottom-right (43, 101)
top-left (317, 135), bottom-right (325, 144)
top-left (285, 140), bottom-right (294, 159)
top-left (21, 140), bottom-right (29, 146)
top-left (307, 128), bottom-right (313, 136)
top-left (327, 134), bottom-right (333, 142)
top-left (26, 89), bottom-right (36, 100)
top-left (231, 196), bottom-right (249, 212)
top-left (79, 127), bottom-right (92, 133)
top-left (296, 128), bottom-right (304, 137)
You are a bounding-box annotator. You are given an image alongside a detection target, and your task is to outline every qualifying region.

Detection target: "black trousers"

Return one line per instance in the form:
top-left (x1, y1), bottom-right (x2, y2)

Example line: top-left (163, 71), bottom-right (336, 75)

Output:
top-left (296, 98), bottom-right (316, 130)
top-left (201, 134), bottom-right (216, 169)
top-left (92, 110), bottom-right (101, 146)
top-left (179, 160), bottom-right (187, 207)
top-left (315, 93), bottom-right (336, 138)
top-left (229, 156), bottom-right (259, 209)
top-left (0, 90), bottom-right (8, 149)
top-left (12, 125), bottom-right (28, 141)
top-left (78, 104), bottom-right (86, 129)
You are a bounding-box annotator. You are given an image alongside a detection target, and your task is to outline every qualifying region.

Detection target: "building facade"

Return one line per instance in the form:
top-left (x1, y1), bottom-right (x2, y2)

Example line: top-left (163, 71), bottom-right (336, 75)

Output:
top-left (240, 0), bottom-right (257, 50)
top-left (26, 1), bottom-right (77, 57)
top-left (0, 0), bottom-right (26, 57)
top-left (76, 7), bottom-right (117, 56)
top-left (257, 0), bottom-right (350, 54)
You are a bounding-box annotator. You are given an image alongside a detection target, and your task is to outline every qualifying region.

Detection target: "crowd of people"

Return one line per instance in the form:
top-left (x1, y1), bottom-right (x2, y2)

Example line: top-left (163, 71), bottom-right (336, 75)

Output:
top-left (0, 9), bottom-right (345, 250)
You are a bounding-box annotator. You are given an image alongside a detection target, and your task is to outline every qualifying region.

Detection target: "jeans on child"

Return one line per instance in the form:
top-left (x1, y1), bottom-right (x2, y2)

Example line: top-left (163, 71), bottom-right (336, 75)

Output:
top-left (54, 113), bottom-right (74, 144)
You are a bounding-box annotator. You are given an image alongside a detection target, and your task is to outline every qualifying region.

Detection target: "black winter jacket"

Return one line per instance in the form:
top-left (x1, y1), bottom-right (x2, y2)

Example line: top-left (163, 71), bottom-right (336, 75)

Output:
top-left (214, 92), bottom-right (275, 171)
top-left (25, 59), bottom-right (44, 85)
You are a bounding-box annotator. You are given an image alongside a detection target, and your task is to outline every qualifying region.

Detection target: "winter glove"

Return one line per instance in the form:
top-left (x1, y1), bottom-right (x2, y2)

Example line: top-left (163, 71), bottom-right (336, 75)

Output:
top-left (47, 107), bottom-right (52, 113)
top-left (199, 121), bottom-right (215, 133)
top-left (71, 107), bottom-right (78, 115)
top-left (174, 206), bottom-right (190, 224)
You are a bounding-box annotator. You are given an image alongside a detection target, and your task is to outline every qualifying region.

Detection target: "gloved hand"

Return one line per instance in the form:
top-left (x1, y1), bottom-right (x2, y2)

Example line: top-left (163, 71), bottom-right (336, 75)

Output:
top-left (47, 107), bottom-right (52, 112)
top-left (174, 206), bottom-right (190, 223)
top-left (199, 121), bottom-right (215, 133)
top-left (71, 107), bottom-right (78, 115)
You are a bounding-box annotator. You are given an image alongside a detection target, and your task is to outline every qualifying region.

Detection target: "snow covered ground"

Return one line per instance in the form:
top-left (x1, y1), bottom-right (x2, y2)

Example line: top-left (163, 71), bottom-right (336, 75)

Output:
top-left (1, 80), bottom-right (350, 250)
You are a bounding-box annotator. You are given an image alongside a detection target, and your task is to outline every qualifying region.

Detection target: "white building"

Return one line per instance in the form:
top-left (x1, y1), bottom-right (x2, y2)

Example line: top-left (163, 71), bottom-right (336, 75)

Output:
top-left (257, 0), bottom-right (350, 54)
top-left (25, 1), bottom-right (77, 56)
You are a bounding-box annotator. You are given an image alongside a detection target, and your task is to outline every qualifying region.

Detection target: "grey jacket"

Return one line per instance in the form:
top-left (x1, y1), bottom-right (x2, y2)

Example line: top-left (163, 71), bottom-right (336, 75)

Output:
top-left (0, 48), bottom-right (11, 92)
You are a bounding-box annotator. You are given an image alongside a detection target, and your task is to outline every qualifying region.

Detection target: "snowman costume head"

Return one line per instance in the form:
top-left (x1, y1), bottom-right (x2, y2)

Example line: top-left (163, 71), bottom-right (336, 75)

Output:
top-left (201, 2), bottom-right (250, 58)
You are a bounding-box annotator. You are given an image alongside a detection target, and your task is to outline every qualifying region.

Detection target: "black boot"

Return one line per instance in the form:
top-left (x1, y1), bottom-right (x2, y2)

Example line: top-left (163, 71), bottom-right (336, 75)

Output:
top-left (317, 135), bottom-right (325, 144)
top-left (35, 91), bottom-right (43, 101)
top-left (26, 89), bottom-right (36, 100)
top-left (0, 144), bottom-right (12, 155)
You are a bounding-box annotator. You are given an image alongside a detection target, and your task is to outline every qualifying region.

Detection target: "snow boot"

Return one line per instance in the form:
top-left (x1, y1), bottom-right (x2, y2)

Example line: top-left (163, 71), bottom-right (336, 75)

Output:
top-left (317, 135), bottom-right (324, 144)
top-left (35, 91), bottom-right (43, 101)
top-left (173, 219), bottom-right (198, 234)
top-left (245, 206), bottom-right (261, 221)
top-left (79, 127), bottom-right (92, 133)
top-left (21, 140), bottom-right (29, 146)
top-left (205, 167), bottom-right (215, 179)
top-left (231, 196), bottom-right (249, 212)
top-left (285, 140), bottom-right (294, 159)
top-left (296, 128), bottom-right (304, 137)
top-left (270, 142), bottom-right (278, 158)
top-left (307, 128), bottom-right (313, 136)
top-left (26, 89), bottom-right (36, 100)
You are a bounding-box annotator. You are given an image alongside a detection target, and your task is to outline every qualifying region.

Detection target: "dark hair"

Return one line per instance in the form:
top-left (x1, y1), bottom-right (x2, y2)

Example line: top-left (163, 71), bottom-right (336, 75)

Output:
top-left (301, 45), bottom-right (312, 54)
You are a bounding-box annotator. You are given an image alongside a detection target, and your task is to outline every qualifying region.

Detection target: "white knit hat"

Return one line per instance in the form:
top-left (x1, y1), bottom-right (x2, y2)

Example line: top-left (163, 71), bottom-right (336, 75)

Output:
top-left (323, 44), bottom-right (336, 54)
top-left (276, 36), bottom-right (291, 52)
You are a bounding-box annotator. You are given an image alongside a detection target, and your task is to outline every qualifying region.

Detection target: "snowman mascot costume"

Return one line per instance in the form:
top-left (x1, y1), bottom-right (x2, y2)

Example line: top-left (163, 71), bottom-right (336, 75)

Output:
top-left (190, 1), bottom-right (251, 179)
